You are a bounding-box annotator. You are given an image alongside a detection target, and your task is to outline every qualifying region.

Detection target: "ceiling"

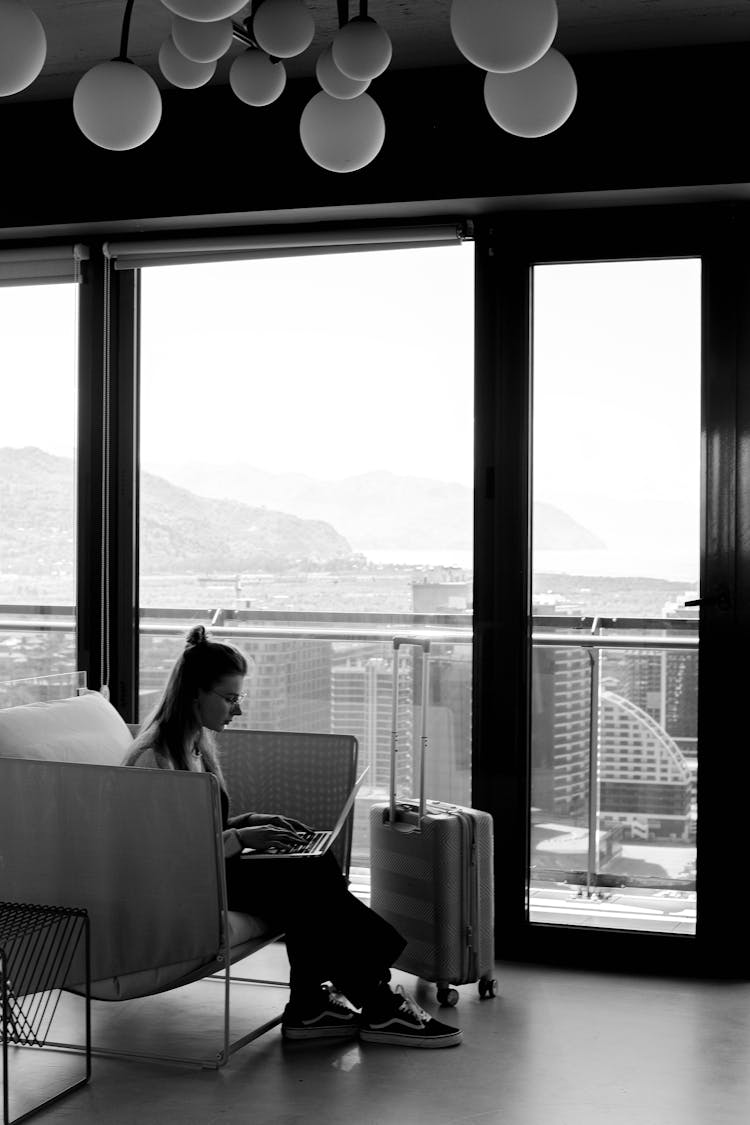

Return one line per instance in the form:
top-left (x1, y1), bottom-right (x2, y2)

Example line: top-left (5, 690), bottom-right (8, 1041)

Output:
top-left (5, 0), bottom-right (750, 103)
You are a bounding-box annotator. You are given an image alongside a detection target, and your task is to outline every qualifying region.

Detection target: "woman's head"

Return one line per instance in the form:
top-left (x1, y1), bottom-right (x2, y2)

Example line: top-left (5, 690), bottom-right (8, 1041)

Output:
top-left (181, 625), bottom-right (249, 733)
top-left (140, 626), bottom-right (249, 766)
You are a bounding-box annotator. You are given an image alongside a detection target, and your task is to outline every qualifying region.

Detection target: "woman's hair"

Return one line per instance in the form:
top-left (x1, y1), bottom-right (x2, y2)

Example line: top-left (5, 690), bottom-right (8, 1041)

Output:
top-left (125, 625), bottom-right (249, 776)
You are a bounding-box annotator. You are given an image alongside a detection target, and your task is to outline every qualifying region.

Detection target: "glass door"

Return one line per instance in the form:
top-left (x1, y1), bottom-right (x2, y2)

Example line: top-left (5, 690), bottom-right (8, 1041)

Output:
top-left (528, 258), bottom-right (701, 935)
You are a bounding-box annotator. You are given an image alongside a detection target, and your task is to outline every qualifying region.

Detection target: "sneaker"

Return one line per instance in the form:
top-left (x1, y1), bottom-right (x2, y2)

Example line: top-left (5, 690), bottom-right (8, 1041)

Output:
top-left (282, 990), bottom-right (359, 1041)
top-left (359, 985), bottom-right (462, 1049)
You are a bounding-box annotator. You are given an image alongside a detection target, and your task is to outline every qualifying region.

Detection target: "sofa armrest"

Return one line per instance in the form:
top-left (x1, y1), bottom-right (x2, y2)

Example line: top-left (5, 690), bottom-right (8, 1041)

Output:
top-left (0, 758), bottom-right (226, 985)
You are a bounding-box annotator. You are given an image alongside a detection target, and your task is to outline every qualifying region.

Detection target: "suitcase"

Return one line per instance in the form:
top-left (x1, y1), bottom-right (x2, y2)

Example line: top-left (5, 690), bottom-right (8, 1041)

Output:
top-left (369, 636), bottom-right (497, 1007)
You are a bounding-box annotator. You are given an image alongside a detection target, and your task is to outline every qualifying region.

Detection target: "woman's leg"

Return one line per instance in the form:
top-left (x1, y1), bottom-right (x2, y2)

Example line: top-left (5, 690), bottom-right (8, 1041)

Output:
top-left (225, 851), bottom-right (405, 1006)
top-left (225, 853), bottom-right (462, 1047)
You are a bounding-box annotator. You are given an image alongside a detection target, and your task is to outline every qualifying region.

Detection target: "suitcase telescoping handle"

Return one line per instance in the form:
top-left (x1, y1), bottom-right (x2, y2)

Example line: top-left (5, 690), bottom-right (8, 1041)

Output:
top-left (390, 636), bottom-right (431, 824)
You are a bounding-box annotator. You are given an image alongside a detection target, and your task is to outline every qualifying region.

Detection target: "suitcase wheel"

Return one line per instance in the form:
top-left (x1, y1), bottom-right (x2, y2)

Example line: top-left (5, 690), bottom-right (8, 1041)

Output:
top-left (436, 986), bottom-right (460, 1007)
top-left (478, 977), bottom-right (498, 1000)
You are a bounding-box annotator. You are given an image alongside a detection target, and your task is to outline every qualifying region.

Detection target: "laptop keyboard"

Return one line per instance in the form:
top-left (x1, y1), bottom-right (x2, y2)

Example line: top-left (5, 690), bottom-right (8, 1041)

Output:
top-left (287, 831), bottom-right (328, 854)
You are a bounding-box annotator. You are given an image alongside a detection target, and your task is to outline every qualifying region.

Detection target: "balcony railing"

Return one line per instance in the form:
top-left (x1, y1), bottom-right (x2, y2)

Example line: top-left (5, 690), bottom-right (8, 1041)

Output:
top-left (0, 605), bottom-right (699, 931)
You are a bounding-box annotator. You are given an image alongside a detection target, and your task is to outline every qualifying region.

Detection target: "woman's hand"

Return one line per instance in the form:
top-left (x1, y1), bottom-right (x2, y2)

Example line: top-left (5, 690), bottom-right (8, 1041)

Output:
top-left (236, 822), bottom-right (313, 854)
top-left (247, 813), bottom-right (315, 835)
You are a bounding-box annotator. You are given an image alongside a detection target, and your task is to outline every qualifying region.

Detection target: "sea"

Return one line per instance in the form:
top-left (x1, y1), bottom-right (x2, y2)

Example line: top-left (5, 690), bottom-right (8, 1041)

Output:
top-left (363, 547), bottom-right (698, 585)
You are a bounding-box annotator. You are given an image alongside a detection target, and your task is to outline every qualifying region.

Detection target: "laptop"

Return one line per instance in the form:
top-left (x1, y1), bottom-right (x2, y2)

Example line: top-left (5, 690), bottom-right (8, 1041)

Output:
top-left (240, 766), bottom-right (369, 860)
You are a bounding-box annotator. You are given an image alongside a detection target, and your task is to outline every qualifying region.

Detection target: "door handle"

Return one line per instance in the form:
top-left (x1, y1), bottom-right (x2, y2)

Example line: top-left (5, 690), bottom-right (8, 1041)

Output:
top-left (684, 585), bottom-right (731, 611)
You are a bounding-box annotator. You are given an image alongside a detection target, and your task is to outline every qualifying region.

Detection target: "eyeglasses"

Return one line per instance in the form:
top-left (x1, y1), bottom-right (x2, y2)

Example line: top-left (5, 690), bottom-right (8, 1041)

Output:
top-left (210, 689), bottom-right (247, 706)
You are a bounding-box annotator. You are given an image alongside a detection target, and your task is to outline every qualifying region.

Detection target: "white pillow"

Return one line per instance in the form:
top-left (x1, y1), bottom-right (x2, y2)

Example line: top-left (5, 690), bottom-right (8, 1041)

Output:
top-left (0, 692), bottom-right (133, 765)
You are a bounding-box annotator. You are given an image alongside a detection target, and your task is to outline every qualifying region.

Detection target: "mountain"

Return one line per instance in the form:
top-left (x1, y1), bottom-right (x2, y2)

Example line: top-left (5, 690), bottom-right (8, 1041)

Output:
top-left (0, 448), bottom-right (604, 580)
top-left (0, 446), bottom-right (77, 577)
top-left (533, 501), bottom-right (604, 550)
top-left (0, 448), bottom-right (351, 575)
top-left (146, 461), bottom-right (605, 551)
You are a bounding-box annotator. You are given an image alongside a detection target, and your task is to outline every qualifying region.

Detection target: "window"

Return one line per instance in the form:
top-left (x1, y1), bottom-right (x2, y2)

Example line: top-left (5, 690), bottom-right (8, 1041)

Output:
top-left (137, 242), bottom-right (474, 875)
top-left (529, 258), bottom-right (700, 935)
top-left (0, 276), bottom-right (80, 693)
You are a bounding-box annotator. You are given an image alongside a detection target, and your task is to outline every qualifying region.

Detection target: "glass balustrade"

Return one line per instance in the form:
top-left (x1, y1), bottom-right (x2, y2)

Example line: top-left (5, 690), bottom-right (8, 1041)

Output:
top-left (0, 607), bottom-right (76, 690)
top-left (530, 621), bottom-right (697, 934)
top-left (0, 605), bottom-right (698, 930)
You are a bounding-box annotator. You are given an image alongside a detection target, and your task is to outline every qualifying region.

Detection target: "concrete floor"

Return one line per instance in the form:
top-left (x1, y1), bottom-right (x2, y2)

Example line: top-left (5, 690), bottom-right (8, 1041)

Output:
top-left (5, 943), bottom-right (750, 1125)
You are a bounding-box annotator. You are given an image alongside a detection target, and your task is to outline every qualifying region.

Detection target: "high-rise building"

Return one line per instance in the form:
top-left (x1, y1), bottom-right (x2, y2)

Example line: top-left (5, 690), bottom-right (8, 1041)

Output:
top-left (330, 650), bottom-right (414, 868)
top-left (331, 652), bottom-right (413, 794)
top-left (235, 638), bottom-right (332, 733)
top-left (139, 633), bottom-right (332, 733)
top-left (598, 690), bottom-right (692, 840)
top-left (602, 647), bottom-right (698, 758)
top-left (531, 645), bottom-right (591, 820)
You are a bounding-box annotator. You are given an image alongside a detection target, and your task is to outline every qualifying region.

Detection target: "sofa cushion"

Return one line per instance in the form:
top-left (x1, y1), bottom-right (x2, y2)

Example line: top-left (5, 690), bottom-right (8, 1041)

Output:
top-left (0, 691), bottom-right (133, 765)
top-left (80, 913), bottom-right (278, 1001)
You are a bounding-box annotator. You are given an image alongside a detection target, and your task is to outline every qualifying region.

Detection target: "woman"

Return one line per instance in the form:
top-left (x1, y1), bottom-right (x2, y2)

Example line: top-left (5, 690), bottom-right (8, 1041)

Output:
top-left (125, 625), bottom-right (462, 1049)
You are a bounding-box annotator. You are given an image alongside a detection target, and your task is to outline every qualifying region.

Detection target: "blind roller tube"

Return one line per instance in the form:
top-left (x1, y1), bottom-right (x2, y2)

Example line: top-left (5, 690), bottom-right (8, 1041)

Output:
top-left (104, 225), bottom-right (465, 271)
top-left (0, 244), bottom-right (89, 287)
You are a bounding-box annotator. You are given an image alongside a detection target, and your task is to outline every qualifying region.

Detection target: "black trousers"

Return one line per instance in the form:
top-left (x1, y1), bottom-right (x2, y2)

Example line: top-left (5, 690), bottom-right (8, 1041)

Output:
top-left (225, 850), bottom-right (406, 1009)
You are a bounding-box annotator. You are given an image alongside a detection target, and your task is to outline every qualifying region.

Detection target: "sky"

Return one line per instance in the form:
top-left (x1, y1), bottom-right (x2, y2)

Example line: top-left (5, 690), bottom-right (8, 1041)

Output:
top-left (0, 247), bottom-right (701, 565)
top-left (532, 257), bottom-right (701, 557)
top-left (0, 283), bottom-right (78, 457)
top-left (137, 245), bottom-right (475, 484)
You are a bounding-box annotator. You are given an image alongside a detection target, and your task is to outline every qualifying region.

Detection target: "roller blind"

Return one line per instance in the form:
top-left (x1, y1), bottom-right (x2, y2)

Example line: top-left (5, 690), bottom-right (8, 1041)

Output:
top-left (103, 224), bottom-right (468, 270)
top-left (0, 244), bottom-right (89, 287)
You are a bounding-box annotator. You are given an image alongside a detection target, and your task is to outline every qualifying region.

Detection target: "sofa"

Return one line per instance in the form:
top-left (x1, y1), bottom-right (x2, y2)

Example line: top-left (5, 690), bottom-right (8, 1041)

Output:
top-left (0, 689), bottom-right (358, 1067)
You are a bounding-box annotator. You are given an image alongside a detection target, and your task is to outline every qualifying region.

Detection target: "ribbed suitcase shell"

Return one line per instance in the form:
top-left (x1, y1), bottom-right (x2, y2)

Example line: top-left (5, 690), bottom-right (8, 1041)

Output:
top-left (370, 799), bottom-right (495, 995)
top-left (368, 637), bottom-right (496, 1002)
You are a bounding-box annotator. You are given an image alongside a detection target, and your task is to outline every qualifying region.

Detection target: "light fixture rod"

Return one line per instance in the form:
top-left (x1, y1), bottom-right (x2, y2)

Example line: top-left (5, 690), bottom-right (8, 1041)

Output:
top-left (117, 0), bottom-right (136, 60)
top-left (359, 0), bottom-right (368, 17)
top-left (232, 22), bottom-right (256, 49)
top-left (337, 0), bottom-right (349, 27)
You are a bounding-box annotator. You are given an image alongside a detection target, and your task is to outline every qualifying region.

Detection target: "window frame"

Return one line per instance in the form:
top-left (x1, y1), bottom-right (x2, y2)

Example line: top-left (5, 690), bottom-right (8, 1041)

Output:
top-left (472, 203), bottom-right (749, 976)
top-left (77, 205), bottom-right (750, 977)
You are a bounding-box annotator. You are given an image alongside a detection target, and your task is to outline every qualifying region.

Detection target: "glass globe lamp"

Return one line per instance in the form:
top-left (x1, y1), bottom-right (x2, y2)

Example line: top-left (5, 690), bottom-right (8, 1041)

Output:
top-left (300, 90), bottom-right (385, 172)
top-left (159, 35), bottom-right (216, 88)
top-left (230, 48), bottom-right (286, 106)
top-left (332, 16), bottom-right (391, 81)
top-left (483, 48), bottom-right (577, 137)
top-left (315, 45), bottom-right (369, 100)
top-left (253, 0), bottom-right (315, 59)
top-left (160, 0), bottom-right (246, 22)
top-left (73, 61), bottom-right (162, 151)
top-left (450, 0), bottom-right (558, 73)
top-left (171, 15), bottom-right (233, 63)
top-left (0, 0), bottom-right (46, 97)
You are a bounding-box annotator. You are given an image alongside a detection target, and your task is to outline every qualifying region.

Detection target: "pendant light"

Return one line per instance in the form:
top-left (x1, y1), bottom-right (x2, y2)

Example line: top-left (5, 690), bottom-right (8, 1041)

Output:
top-left (0, 0), bottom-right (46, 97)
top-left (252, 0), bottom-right (315, 59)
top-left (332, 3), bottom-right (391, 81)
top-left (160, 0), bottom-right (246, 21)
top-left (230, 47), bottom-right (287, 105)
top-left (4, 0), bottom-right (581, 167)
top-left (316, 44), bottom-right (369, 99)
top-left (300, 89), bottom-right (385, 172)
top-left (73, 0), bottom-right (161, 150)
top-left (483, 46), bottom-right (577, 137)
top-left (171, 15), bottom-right (234, 63)
top-left (450, 0), bottom-right (558, 73)
top-left (158, 35), bottom-right (216, 88)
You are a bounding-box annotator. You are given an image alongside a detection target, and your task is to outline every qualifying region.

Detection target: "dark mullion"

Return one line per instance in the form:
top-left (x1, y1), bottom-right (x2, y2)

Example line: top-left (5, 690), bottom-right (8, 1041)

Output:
top-left (105, 267), bottom-right (140, 722)
top-left (76, 246), bottom-right (105, 691)
top-left (473, 221), bottom-right (533, 961)
top-left (694, 210), bottom-right (749, 974)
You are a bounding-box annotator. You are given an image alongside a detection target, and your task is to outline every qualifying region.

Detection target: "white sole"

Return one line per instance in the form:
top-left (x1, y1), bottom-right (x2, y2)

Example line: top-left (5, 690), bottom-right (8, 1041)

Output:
top-left (359, 1029), bottom-right (463, 1048)
top-left (282, 1026), bottom-right (359, 1040)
